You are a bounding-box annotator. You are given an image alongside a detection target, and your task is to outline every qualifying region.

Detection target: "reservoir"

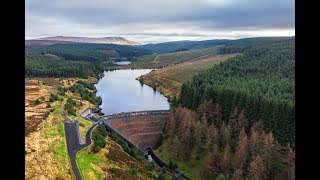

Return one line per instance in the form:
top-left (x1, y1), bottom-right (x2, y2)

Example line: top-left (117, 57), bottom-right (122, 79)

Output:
top-left (95, 69), bottom-right (170, 115)
top-left (113, 61), bottom-right (132, 65)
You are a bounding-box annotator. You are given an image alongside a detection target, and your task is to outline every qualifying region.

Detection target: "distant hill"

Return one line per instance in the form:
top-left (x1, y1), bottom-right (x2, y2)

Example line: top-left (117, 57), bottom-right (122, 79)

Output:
top-left (142, 39), bottom-right (229, 53)
top-left (25, 43), bottom-right (152, 78)
top-left (26, 36), bottom-right (142, 46)
top-left (142, 36), bottom-right (294, 53)
top-left (132, 46), bottom-right (222, 69)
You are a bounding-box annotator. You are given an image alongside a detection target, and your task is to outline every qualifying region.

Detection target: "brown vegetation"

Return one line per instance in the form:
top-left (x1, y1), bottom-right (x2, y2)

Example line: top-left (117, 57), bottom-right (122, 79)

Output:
top-left (25, 77), bottom-right (97, 179)
top-left (163, 102), bottom-right (295, 179)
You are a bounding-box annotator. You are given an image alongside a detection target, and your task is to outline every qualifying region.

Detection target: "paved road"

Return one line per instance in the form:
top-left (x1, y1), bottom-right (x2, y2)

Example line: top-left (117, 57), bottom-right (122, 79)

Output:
top-left (64, 121), bottom-right (98, 180)
top-left (64, 108), bottom-right (170, 180)
top-left (63, 105), bottom-right (99, 180)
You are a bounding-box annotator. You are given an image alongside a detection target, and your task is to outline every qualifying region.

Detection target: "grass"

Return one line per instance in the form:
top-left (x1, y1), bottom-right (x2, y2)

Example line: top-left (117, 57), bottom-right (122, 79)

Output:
top-left (70, 115), bottom-right (93, 138)
top-left (132, 46), bottom-right (221, 69)
top-left (52, 123), bottom-right (69, 165)
top-left (76, 147), bottom-right (104, 180)
top-left (51, 104), bottom-right (61, 118)
top-left (26, 77), bottom-right (158, 179)
top-left (43, 121), bottom-right (58, 139)
top-left (141, 54), bottom-right (239, 98)
top-left (131, 54), bottom-right (158, 69)
top-left (155, 139), bottom-right (214, 180)
top-left (26, 77), bottom-right (97, 179)
top-left (76, 135), bottom-right (157, 180)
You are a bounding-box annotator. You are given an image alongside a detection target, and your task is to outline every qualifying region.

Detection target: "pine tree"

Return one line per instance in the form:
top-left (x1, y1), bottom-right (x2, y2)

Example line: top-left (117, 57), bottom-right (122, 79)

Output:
top-left (221, 144), bottom-right (231, 174)
top-left (248, 155), bottom-right (266, 180)
top-left (262, 132), bottom-right (276, 176)
top-left (233, 133), bottom-right (248, 170)
top-left (170, 135), bottom-right (180, 160)
top-left (205, 144), bottom-right (220, 176)
top-left (205, 125), bottom-right (219, 151)
top-left (249, 130), bottom-right (262, 158)
top-left (286, 145), bottom-right (295, 180)
top-left (231, 168), bottom-right (243, 180)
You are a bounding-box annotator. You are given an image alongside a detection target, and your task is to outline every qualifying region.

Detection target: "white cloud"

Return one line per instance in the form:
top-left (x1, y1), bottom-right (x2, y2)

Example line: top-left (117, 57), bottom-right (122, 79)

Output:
top-left (25, 0), bottom-right (295, 43)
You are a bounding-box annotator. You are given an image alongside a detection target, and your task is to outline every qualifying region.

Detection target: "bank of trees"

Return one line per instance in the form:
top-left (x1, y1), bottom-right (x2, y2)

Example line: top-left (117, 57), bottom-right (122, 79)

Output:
top-left (25, 54), bottom-right (99, 78)
top-left (165, 106), bottom-right (295, 179)
top-left (179, 40), bottom-right (295, 144)
top-left (68, 81), bottom-right (102, 105)
top-left (64, 98), bottom-right (77, 116)
top-left (25, 43), bottom-right (152, 78)
top-left (92, 126), bottom-right (108, 152)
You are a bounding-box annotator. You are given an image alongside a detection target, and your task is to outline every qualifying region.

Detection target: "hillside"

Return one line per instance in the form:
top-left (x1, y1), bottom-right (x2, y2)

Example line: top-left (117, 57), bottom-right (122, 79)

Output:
top-left (27, 36), bottom-right (142, 46)
top-left (142, 39), bottom-right (228, 53)
top-left (139, 54), bottom-right (239, 98)
top-left (142, 36), bottom-right (294, 54)
top-left (155, 106), bottom-right (295, 179)
top-left (179, 39), bottom-right (295, 144)
top-left (25, 78), bottom-right (156, 179)
top-left (25, 78), bottom-right (97, 179)
top-left (25, 43), bottom-right (152, 78)
top-left (131, 46), bottom-right (221, 69)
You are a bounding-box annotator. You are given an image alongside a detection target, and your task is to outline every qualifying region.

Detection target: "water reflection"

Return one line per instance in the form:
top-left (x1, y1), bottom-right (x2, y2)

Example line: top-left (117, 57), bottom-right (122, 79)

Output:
top-left (95, 69), bottom-right (170, 115)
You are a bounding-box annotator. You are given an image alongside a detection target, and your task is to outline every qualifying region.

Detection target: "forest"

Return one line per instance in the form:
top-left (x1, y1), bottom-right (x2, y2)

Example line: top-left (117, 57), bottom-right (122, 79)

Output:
top-left (160, 106), bottom-right (294, 179)
top-left (25, 54), bottom-right (100, 78)
top-left (142, 37), bottom-right (294, 54)
top-left (178, 39), bottom-right (295, 144)
top-left (25, 43), bottom-right (152, 78)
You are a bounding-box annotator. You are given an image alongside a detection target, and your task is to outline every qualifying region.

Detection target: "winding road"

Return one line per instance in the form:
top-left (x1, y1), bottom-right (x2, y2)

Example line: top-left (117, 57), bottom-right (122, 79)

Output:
top-left (63, 108), bottom-right (99, 180)
top-left (63, 108), bottom-right (171, 180)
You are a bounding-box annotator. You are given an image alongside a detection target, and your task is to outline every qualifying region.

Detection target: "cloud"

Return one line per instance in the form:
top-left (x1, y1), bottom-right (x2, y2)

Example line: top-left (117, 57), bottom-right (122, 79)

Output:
top-left (25, 0), bottom-right (295, 43)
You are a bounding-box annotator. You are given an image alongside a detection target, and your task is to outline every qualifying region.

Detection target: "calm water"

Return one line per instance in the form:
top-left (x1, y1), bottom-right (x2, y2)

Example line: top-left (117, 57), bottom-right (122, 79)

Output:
top-left (113, 61), bottom-right (132, 65)
top-left (95, 69), bottom-right (170, 115)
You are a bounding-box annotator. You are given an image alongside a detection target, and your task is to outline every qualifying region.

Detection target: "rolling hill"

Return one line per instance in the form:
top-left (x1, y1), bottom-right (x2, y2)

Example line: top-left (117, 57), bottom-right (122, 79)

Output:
top-left (131, 46), bottom-right (221, 69)
top-left (25, 43), bottom-right (152, 78)
top-left (139, 53), bottom-right (239, 97)
top-left (26, 36), bottom-right (142, 46)
top-left (142, 36), bottom-right (294, 54)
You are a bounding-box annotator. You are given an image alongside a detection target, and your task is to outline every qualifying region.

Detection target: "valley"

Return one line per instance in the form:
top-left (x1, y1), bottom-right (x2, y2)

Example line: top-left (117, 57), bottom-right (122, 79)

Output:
top-left (25, 36), bottom-right (295, 180)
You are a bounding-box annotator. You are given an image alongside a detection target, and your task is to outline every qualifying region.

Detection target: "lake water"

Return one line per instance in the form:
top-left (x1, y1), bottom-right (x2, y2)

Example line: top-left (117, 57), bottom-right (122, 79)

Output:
top-left (113, 61), bottom-right (132, 65)
top-left (95, 69), bottom-right (170, 115)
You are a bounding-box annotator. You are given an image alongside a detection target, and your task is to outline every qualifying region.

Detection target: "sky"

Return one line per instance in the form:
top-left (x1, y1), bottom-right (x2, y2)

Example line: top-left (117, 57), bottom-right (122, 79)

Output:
top-left (25, 0), bottom-right (295, 44)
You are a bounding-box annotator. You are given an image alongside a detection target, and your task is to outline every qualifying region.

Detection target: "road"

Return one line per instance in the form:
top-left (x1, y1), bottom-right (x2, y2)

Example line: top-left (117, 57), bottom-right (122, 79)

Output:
top-left (64, 108), bottom-right (170, 180)
top-left (153, 54), bottom-right (160, 62)
top-left (62, 105), bottom-right (99, 180)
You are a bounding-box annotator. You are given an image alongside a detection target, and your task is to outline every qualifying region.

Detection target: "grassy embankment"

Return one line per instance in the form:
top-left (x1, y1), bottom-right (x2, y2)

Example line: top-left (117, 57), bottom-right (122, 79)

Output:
top-left (76, 134), bottom-right (158, 179)
top-left (139, 54), bottom-right (239, 98)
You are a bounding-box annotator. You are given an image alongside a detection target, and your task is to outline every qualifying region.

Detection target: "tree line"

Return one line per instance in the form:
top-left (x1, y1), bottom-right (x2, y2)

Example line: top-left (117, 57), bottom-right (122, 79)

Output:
top-left (25, 43), bottom-right (152, 78)
top-left (25, 53), bottom-right (101, 78)
top-left (178, 40), bottom-right (295, 144)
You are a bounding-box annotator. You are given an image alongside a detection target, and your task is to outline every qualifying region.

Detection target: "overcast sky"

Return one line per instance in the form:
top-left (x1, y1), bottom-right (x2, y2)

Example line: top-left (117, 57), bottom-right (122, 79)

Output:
top-left (25, 0), bottom-right (295, 44)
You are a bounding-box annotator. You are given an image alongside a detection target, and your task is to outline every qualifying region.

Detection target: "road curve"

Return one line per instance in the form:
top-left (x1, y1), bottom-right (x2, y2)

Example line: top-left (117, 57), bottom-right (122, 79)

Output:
top-left (64, 117), bottom-right (98, 180)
